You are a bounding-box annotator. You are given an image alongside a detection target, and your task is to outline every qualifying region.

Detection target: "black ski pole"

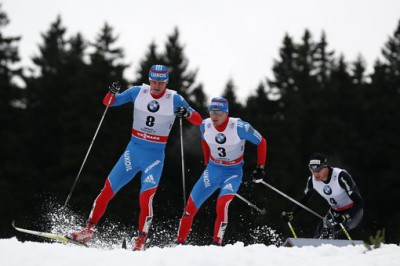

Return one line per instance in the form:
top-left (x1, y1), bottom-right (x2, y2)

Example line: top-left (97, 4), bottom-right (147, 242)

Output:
top-left (179, 118), bottom-right (187, 209)
top-left (235, 193), bottom-right (266, 215)
top-left (63, 92), bottom-right (115, 209)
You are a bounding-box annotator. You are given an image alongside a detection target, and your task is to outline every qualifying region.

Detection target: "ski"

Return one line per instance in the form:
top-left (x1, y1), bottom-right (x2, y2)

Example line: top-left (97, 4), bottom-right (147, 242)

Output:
top-left (12, 220), bottom-right (88, 247)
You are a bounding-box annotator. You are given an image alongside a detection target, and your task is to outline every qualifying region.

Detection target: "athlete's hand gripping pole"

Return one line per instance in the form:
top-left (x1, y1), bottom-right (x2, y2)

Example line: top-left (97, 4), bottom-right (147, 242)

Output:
top-left (281, 211), bottom-right (297, 238)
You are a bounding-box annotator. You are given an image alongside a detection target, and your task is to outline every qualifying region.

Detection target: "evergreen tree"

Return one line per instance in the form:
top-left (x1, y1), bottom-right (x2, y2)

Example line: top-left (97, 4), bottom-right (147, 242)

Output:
top-left (268, 34), bottom-right (297, 96)
top-left (77, 22), bottom-right (130, 206)
top-left (266, 30), bottom-right (346, 236)
top-left (0, 3), bottom-right (24, 238)
top-left (365, 20), bottom-right (400, 243)
top-left (268, 30), bottom-right (321, 179)
top-left (244, 83), bottom-right (280, 171)
top-left (0, 3), bottom-right (23, 175)
top-left (134, 41), bottom-right (161, 84)
top-left (89, 22), bottom-right (127, 89)
top-left (24, 16), bottom-right (70, 179)
top-left (221, 79), bottom-right (243, 116)
top-left (352, 56), bottom-right (367, 86)
top-left (162, 28), bottom-right (201, 106)
top-left (22, 16), bottom-right (99, 201)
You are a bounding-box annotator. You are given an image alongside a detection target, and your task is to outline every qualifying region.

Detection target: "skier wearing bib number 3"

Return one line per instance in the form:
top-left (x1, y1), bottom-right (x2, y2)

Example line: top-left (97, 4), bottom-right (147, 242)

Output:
top-left (176, 97), bottom-right (267, 245)
top-left (281, 153), bottom-right (364, 239)
top-left (67, 65), bottom-right (202, 251)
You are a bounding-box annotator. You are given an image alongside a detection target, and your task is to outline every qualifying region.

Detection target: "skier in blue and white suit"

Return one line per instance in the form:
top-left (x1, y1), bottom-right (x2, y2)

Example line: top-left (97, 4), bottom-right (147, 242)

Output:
top-left (177, 97), bottom-right (267, 245)
top-left (69, 65), bottom-right (202, 251)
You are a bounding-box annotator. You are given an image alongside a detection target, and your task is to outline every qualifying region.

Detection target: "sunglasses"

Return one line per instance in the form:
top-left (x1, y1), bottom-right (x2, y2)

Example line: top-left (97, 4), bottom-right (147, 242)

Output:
top-left (209, 110), bottom-right (224, 115)
top-left (308, 164), bottom-right (327, 173)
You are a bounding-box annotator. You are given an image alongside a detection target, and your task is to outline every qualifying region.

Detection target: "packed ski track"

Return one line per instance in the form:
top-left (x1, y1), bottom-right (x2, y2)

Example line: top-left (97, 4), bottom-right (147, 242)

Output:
top-left (3, 202), bottom-right (400, 266)
top-left (1, 237), bottom-right (400, 266)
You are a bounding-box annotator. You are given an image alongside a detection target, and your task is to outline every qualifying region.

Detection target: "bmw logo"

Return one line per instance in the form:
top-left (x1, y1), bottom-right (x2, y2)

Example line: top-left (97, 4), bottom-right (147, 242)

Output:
top-left (147, 100), bottom-right (160, 112)
top-left (323, 185), bottom-right (332, 195)
top-left (215, 133), bottom-right (227, 144)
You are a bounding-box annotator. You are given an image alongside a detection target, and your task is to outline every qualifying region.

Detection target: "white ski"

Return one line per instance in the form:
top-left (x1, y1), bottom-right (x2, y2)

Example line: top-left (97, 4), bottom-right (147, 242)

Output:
top-left (12, 220), bottom-right (88, 247)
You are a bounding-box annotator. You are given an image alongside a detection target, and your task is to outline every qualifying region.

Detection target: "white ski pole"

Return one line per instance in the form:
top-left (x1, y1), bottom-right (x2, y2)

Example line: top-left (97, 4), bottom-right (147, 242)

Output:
top-left (235, 193), bottom-right (266, 215)
top-left (260, 181), bottom-right (324, 219)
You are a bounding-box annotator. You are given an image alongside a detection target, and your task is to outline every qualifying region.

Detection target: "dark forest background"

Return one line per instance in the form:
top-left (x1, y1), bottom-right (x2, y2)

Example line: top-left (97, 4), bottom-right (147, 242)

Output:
top-left (1, 4), bottom-right (399, 245)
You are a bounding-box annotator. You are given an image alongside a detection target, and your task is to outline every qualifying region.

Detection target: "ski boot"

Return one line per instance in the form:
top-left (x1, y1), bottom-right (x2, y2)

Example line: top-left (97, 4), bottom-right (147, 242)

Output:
top-left (67, 222), bottom-right (95, 243)
top-left (133, 232), bottom-right (148, 251)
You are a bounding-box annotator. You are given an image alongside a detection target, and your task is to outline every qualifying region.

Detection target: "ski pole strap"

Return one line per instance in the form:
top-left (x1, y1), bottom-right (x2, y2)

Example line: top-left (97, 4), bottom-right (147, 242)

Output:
top-left (260, 181), bottom-right (324, 220)
top-left (287, 221), bottom-right (298, 238)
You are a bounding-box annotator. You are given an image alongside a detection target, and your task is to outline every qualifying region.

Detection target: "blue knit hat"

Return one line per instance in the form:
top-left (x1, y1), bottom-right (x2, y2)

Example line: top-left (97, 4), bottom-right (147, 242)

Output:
top-left (149, 65), bottom-right (169, 82)
top-left (209, 97), bottom-right (229, 113)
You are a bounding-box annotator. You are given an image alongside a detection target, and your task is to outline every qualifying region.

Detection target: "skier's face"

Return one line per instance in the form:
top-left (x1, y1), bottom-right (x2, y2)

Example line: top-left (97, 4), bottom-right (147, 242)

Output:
top-left (312, 167), bottom-right (329, 182)
top-left (150, 80), bottom-right (168, 96)
top-left (209, 111), bottom-right (228, 127)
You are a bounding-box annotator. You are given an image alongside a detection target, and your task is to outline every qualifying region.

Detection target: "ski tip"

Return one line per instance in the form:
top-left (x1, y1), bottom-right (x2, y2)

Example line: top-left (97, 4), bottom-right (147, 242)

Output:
top-left (11, 220), bottom-right (16, 228)
top-left (260, 208), bottom-right (267, 215)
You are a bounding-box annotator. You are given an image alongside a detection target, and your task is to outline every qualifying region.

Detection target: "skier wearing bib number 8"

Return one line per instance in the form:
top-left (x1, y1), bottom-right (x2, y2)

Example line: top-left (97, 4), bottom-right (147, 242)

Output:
top-left (67, 65), bottom-right (202, 251)
top-left (176, 97), bottom-right (267, 246)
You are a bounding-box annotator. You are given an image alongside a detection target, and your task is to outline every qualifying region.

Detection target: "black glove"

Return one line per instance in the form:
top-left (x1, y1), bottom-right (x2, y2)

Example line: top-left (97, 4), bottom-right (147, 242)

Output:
top-left (109, 81), bottom-right (121, 95)
top-left (333, 212), bottom-right (351, 224)
top-left (281, 211), bottom-right (294, 222)
top-left (252, 165), bottom-right (265, 183)
top-left (175, 106), bottom-right (192, 118)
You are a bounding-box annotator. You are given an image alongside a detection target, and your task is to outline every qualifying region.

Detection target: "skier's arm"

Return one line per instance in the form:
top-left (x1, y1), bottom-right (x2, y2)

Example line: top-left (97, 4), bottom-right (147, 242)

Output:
top-left (338, 171), bottom-right (364, 210)
top-left (186, 112), bottom-right (202, 125)
top-left (173, 94), bottom-right (202, 125)
top-left (257, 137), bottom-right (267, 166)
top-left (201, 140), bottom-right (210, 166)
top-left (200, 123), bottom-right (210, 165)
top-left (236, 120), bottom-right (266, 166)
top-left (103, 86), bottom-right (140, 106)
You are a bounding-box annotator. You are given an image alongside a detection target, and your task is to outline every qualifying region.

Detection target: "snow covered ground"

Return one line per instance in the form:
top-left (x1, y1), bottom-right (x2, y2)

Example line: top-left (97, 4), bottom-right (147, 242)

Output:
top-left (1, 237), bottom-right (399, 266)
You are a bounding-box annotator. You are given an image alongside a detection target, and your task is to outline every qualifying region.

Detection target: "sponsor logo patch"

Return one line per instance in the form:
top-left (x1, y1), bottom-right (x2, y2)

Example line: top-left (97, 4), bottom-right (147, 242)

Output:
top-left (144, 160), bottom-right (161, 174)
top-left (124, 151), bottom-right (132, 172)
top-left (203, 170), bottom-right (211, 188)
top-left (147, 100), bottom-right (160, 112)
top-left (215, 133), bottom-right (227, 144)
top-left (323, 185), bottom-right (332, 195)
top-left (310, 159), bottom-right (321, 165)
top-left (223, 183), bottom-right (234, 192)
top-left (144, 174), bottom-right (156, 184)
